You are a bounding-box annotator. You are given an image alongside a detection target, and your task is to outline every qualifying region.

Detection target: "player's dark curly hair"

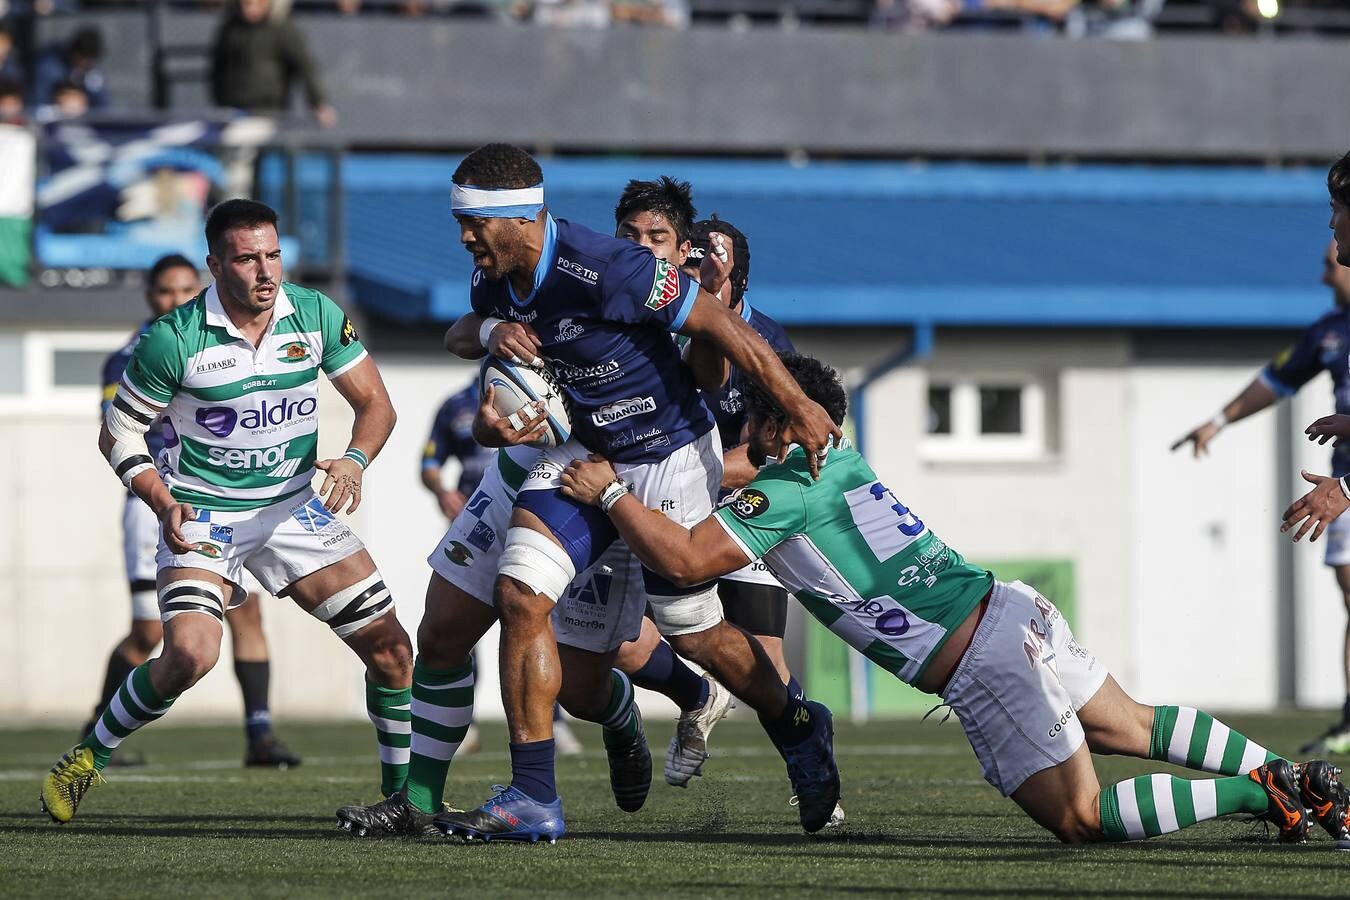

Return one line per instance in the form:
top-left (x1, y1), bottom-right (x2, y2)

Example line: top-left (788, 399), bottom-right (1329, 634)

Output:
top-left (148, 253), bottom-right (196, 284)
top-left (613, 176), bottom-right (696, 244)
top-left (690, 215), bottom-right (750, 306)
top-left (205, 199), bottom-right (278, 253)
top-left (453, 143), bottom-right (543, 190)
top-left (1330, 150), bottom-right (1350, 208)
top-left (744, 352), bottom-right (847, 427)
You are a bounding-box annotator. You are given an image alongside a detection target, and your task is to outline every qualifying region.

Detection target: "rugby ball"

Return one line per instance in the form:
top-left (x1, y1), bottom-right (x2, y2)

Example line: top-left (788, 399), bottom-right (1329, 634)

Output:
top-left (478, 355), bottom-right (572, 448)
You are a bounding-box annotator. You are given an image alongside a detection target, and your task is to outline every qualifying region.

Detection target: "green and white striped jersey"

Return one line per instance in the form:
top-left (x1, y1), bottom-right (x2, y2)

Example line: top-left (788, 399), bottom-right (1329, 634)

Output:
top-left (714, 442), bottom-right (993, 686)
top-left (121, 282), bottom-right (367, 511)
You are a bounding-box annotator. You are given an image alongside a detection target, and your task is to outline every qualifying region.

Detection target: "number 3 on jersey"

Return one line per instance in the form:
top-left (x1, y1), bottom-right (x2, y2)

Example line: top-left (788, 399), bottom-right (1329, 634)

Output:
top-left (845, 481), bottom-right (928, 564)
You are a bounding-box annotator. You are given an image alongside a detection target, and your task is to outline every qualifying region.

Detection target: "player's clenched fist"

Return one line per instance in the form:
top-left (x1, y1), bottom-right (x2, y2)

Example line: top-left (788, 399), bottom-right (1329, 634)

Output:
top-left (158, 500), bottom-right (196, 555)
top-left (485, 320), bottom-right (542, 365)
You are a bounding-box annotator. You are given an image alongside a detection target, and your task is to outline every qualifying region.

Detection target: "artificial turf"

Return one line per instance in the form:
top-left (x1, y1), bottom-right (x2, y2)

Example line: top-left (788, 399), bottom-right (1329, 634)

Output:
top-left (2, 711), bottom-right (1347, 897)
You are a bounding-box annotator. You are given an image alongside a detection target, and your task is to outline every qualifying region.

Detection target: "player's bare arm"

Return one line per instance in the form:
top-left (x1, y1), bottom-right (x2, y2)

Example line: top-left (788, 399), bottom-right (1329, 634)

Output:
top-left (446, 311), bottom-right (542, 364)
top-left (679, 238), bottom-right (733, 392)
top-left (471, 383), bottom-right (549, 448)
top-left (321, 356), bottom-right (396, 514)
top-left (721, 443), bottom-right (759, 490)
top-left (1282, 469), bottom-right (1350, 542)
top-left (1306, 413), bottom-right (1350, 445)
top-left (1171, 378), bottom-right (1278, 457)
top-left (559, 454), bottom-right (749, 586)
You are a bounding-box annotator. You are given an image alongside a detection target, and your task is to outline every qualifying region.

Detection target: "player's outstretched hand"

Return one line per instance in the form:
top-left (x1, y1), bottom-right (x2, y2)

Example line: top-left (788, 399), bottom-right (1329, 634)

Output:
top-left (1306, 414), bottom-right (1350, 446)
top-left (560, 454), bottom-right (619, 506)
top-left (160, 501), bottom-right (196, 555)
top-left (315, 456), bottom-right (364, 514)
top-left (1281, 469), bottom-right (1350, 543)
top-left (1170, 420), bottom-right (1221, 457)
top-left (698, 232), bottom-right (734, 299)
top-left (780, 399), bottom-right (845, 479)
top-left (485, 321), bottom-right (542, 365)
top-left (474, 384), bottom-right (550, 447)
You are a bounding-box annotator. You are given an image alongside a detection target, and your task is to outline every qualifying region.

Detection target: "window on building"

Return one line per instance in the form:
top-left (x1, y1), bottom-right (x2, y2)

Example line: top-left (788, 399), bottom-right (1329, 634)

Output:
top-left (0, 331), bottom-right (125, 414)
top-left (922, 375), bottom-right (1052, 461)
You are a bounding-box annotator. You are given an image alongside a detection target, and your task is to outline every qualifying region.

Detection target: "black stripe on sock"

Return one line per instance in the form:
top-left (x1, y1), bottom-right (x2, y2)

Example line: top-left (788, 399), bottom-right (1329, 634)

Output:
top-left (115, 455), bottom-right (154, 478)
top-left (162, 600), bottom-right (224, 621)
top-left (324, 582), bottom-right (390, 630)
top-left (113, 394), bottom-right (154, 425)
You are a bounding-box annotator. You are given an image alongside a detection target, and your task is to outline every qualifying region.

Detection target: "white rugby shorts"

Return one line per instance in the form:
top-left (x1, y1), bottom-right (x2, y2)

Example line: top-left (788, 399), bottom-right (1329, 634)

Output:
top-left (941, 580), bottom-right (1108, 797)
top-left (1325, 508), bottom-right (1350, 567)
top-left (427, 458), bottom-right (647, 653)
top-left (520, 429), bottom-right (725, 637)
top-left (155, 488), bottom-right (363, 602)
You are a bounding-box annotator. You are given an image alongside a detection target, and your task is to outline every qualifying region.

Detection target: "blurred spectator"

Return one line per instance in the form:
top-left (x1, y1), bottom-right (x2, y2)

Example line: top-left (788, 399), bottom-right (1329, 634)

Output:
top-left (36, 79), bottom-right (88, 121)
top-left (0, 76), bottom-right (23, 124)
top-left (870, 0), bottom-right (961, 31)
top-left (533, 0), bottom-right (611, 27)
top-left (1065, 0), bottom-right (1163, 38)
top-left (611, 0), bottom-right (689, 27)
top-left (32, 27), bottom-right (109, 110)
top-left (210, 0), bottom-right (337, 127)
top-left (0, 21), bottom-right (22, 85)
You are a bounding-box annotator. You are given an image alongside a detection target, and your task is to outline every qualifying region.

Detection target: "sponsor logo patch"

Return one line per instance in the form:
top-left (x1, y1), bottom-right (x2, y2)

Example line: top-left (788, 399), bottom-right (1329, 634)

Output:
top-left (209, 524), bottom-right (234, 544)
top-left (277, 341), bottom-right (313, 364)
top-left (556, 257), bottom-right (599, 286)
top-left (507, 307), bottom-right (537, 324)
top-left (293, 498), bottom-right (336, 534)
top-left (875, 608), bottom-right (910, 636)
top-left (644, 259), bottom-right (682, 311)
top-left (444, 541), bottom-right (473, 566)
top-left (198, 397), bottom-right (317, 438)
top-left (554, 318), bottom-right (584, 342)
top-left (189, 542), bottom-right (222, 559)
top-left (196, 407), bottom-right (238, 438)
top-left (194, 358), bottom-right (238, 374)
top-left (467, 520), bottom-right (497, 552)
top-left (207, 441), bottom-right (293, 473)
top-left (728, 488), bottom-right (770, 520)
top-left (592, 396), bottom-right (656, 426)
top-left (340, 317), bottom-right (359, 346)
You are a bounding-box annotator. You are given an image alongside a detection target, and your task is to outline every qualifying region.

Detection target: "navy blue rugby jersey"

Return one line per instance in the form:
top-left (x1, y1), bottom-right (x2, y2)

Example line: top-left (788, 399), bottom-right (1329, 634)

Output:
top-left (423, 382), bottom-right (495, 494)
top-left (1260, 307), bottom-right (1350, 476)
top-left (102, 320), bottom-right (168, 460)
top-left (469, 215), bottom-right (714, 464)
top-left (701, 295), bottom-right (794, 452)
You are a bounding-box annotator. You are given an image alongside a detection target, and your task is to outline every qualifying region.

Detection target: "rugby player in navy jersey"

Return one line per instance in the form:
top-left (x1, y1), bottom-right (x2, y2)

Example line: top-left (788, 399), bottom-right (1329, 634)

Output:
top-left (437, 144), bottom-right (842, 842)
top-left (1176, 236), bottom-right (1350, 755)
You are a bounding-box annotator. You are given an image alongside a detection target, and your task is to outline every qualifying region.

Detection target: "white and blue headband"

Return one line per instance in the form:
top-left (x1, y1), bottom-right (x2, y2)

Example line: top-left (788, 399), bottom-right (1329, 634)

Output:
top-left (450, 183), bottom-right (544, 219)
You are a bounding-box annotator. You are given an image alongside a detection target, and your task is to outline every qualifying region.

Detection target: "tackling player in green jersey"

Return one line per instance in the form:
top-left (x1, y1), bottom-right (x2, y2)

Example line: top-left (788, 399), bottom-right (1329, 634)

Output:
top-left (41, 200), bottom-right (414, 824)
top-left (562, 351), bottom-right (1350, 844)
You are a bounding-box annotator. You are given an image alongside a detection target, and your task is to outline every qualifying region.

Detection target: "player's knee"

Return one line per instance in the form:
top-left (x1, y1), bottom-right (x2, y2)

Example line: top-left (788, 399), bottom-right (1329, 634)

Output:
top-left (495, 576), bottom-right (556, 628)
top-left (160, 637), bottom-right (221, 691)
top-left (360, 618), bottom-right (414, 686)
top-left (497, 527), bottom-right (576, 604)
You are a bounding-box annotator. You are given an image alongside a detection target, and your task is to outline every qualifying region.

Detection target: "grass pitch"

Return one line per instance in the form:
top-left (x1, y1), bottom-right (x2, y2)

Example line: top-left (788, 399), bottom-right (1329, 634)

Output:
top-left (2, 711), bottom-right (1348, 897)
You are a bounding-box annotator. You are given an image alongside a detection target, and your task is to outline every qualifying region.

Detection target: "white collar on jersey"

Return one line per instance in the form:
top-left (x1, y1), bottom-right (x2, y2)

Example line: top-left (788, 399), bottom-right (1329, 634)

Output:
top-left (203, 282), bottom-right (295, 340)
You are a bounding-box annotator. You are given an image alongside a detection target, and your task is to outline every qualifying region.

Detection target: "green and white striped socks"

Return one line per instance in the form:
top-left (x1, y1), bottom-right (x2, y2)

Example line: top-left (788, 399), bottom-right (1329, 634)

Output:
top-left (1150, 706), bottom-right (1277, 775)
top-left (1099, 772), bottom-right (1268, 841)
top-left (79, 663), bottom-right (176, 770)
top-left (598, 670), bottom-right (641, 751)
top-left (405, 658), bottom-right (475, 813)
top-left (366, 680), bottom-right (411, 797)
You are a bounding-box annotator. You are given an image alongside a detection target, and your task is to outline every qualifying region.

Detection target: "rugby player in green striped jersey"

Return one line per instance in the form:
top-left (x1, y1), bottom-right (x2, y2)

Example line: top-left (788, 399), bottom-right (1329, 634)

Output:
top-left (561, 351), bottom-right (1350, 844)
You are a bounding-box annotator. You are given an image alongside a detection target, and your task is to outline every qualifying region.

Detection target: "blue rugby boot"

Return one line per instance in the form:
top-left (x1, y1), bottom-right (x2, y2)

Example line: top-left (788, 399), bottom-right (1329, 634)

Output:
top-left (433, 784), bottom-right (565, 844)
top-left (780, 700), bottom-right (841, 834)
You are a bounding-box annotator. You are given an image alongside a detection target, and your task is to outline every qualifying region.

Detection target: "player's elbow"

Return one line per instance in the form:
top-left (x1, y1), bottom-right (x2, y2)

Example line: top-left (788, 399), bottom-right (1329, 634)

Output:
top-left (666, 556), bottom-right (712, 589)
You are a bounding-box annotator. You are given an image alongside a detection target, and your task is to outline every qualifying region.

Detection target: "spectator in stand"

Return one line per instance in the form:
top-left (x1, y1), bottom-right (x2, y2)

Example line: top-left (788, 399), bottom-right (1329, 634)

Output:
top-left (32, 27), bottom-right (109, 110)
top-left (611, 0), bottom-right (689, 27)
top-left (0, 22), bottom-right (23, 86)
top-left (210, 0), bottom-right (337, 127)
top-left (0, 77), bottom-right (23, 125)
top-left (36, 79), bottom-right (89, 122)
top-left (869, 0), bottom-right (961, 31)
top-left (532, 0), bottom-right (611, 27)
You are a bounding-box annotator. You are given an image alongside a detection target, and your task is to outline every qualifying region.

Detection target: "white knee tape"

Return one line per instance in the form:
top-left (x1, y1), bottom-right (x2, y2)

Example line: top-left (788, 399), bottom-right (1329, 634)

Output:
top-left (159, 579), bottom-right (226, 624)
top-left (310, 571), bottom-right (395, 639)
top-left (498, 528), bottom-right (576, 602)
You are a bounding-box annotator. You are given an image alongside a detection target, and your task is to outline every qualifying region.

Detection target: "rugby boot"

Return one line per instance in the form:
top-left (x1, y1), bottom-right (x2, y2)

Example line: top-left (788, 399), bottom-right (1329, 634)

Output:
top-left (335, 788), bottom-right (438, 838)
top-left (245, 734), bottom-right (302, 768)
top-left (665, 675), bottom-right (734, 787)
top-left (40, 746), bottom-right (104, 824)
top-left (1250, 758), bottom-right (1309, 842)
top-left (780, 700), bottom-right (841, 834)
top-left (607, 705), bottom-right (652, 813)
top-left (1299, 722), bottom-right (1350, 756)
top-left (791, 795), bottom-right (846, 829)
top-left (433, 784), bottom-right (565, 844)
top-left (1300, 759), bottom-right (1350, 841)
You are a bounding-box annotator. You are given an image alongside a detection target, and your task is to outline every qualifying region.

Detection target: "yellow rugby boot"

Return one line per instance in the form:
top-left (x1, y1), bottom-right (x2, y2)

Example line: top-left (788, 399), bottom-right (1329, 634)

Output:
top-left (41, 746), bottom-right (104, 823)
